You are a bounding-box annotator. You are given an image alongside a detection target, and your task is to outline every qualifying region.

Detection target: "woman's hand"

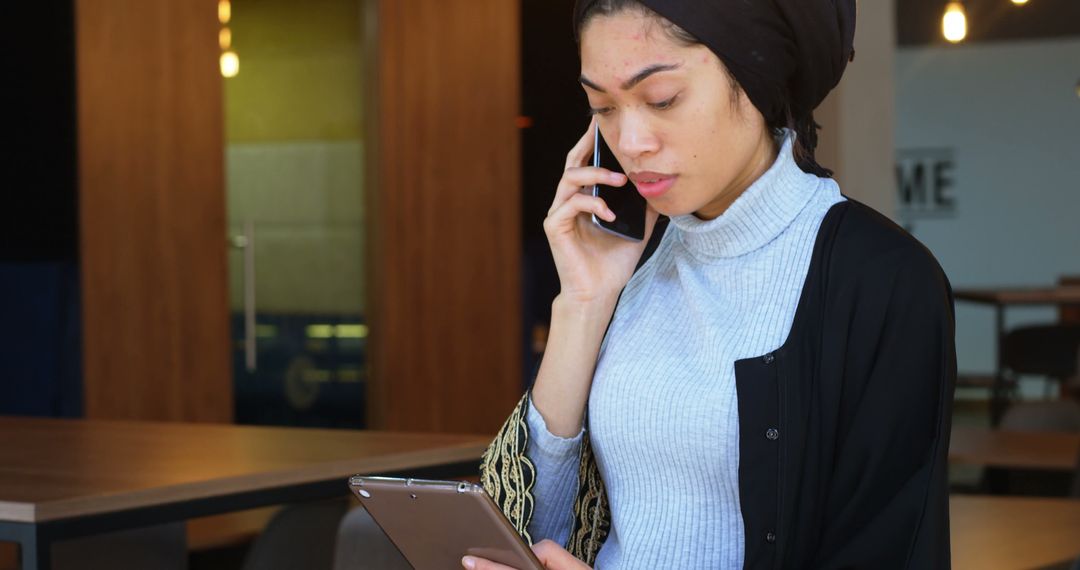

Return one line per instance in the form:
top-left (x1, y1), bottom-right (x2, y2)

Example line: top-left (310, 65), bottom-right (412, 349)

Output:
top-left (462, 540), bottom-right (591, 570)
top-left (546, 118), bottom-right (660, 306)
top-left (528, 118), bottom-right (662, 437)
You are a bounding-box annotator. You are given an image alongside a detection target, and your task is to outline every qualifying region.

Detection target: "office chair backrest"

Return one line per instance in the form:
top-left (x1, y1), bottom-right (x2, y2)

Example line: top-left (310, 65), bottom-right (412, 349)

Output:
top-left (1061, 275), bottom-right (1080, 324)
top-left (1001, 325), bottom-right (1080, 380)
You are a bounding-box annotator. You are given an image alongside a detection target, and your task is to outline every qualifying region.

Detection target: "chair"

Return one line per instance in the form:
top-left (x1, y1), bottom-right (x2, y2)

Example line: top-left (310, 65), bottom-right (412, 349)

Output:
top-left (957, 323), bottom-right (1079, 410)
top-left (239, 499), bottom-right (349, 570)
top-left (1072, 446), bottom-right (1080, 499)
top-left (1060, 275), bottom-right (1080, 324)
top-left (1060, 275), bottom-right (1080, 399)
top-left (1000, 324), bottom-right (1080, 399)
top-left (332, 506), bottom-right (411, 570)
top-left (235, 499), bottom-right (410, 570)
top-left (1049, 275), bottom-right (1080, 569)
top-left (966, 277), bottom-right (1080, 408)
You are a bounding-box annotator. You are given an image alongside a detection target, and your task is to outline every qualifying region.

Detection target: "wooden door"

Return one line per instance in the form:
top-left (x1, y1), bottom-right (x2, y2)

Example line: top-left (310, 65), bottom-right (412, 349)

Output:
top-left (76, 0), bottom-right (232, 422)
top-left (367, 0), bottom-right (523, 433)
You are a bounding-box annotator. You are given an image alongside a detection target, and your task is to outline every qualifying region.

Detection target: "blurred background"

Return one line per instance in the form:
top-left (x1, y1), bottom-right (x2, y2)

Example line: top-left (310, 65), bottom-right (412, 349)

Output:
top-left (1, 0), bottom-right (1079, 568)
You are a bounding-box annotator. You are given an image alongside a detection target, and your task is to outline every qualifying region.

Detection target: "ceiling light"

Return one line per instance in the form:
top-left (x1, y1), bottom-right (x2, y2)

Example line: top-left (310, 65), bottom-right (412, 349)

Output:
top-left (942, 2), bottom-right (967, 43)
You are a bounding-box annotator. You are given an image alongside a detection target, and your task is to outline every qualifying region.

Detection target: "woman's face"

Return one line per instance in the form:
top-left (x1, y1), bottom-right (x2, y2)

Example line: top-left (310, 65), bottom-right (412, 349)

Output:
top-left (579, 11), bottom-right (777, 219)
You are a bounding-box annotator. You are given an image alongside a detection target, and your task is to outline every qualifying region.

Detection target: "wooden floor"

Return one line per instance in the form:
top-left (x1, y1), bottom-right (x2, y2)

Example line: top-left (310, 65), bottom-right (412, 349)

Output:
top-left (952, 495), bottom-right (1080, 569)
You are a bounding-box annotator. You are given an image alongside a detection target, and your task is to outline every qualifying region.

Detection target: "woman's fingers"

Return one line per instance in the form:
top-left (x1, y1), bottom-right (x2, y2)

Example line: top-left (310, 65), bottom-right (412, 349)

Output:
top-left (548, 167), bottom-right (626, 216)
top-left (563, 117), bottom-right (597, 171)
top-left (549, 118), bottom-right (627, 214)
top-left (543, 193), bottom-right (615, 237)
top-left (532, 540), bottom-right (592, 569)
top-left (459, 540), bottom-right (592, 570)
top-left (461, 556), bottom-right (518, 570)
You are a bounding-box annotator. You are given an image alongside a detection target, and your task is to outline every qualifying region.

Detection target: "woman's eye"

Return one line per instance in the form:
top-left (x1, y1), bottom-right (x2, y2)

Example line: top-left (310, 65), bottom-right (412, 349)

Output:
top-left (650, 96), bottom-right (677, 110)
top-left (587, 96), bottom-right (674, 116)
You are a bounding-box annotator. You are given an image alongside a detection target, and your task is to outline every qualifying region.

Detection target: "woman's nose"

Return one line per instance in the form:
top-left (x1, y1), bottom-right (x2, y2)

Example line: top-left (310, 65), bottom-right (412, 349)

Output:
top-left (616, 119), bottom-right (660, 159)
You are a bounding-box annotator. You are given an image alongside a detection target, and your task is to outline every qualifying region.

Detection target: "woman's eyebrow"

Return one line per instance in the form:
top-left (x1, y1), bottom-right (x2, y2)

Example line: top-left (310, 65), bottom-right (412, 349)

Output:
top-left (579, 63), bottom-right (682, 93)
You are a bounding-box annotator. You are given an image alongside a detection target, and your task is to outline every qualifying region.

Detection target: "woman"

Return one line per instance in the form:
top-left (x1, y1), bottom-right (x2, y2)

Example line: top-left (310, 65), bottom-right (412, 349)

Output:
top-left (467, 1), bottom-right (955, 568)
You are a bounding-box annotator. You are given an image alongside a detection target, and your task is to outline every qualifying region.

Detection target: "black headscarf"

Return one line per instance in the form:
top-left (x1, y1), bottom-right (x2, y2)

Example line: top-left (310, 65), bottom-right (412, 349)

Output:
top-left (574, 0), bottom-right (857, 177)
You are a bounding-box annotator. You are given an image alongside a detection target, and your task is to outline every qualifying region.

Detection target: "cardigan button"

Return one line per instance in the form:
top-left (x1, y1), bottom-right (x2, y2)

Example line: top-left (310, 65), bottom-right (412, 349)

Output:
top-left (766, 531), bottom-right (777, 544)
top-left (766, 428), bottom-right (779, 441)
top-left (762, 353), bottom-right (775, 364)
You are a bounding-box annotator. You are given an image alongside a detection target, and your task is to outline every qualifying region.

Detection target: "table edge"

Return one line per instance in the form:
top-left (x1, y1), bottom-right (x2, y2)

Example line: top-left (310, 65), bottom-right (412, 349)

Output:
top-left (1, 441), bottom-right (488, 523)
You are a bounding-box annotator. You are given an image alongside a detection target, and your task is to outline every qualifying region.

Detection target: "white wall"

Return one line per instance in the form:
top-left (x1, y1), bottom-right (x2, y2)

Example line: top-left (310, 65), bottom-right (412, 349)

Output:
top-left (895, 38), bottom-right (1080, 378)
top-left (816, 0), bottom-right (897, 217)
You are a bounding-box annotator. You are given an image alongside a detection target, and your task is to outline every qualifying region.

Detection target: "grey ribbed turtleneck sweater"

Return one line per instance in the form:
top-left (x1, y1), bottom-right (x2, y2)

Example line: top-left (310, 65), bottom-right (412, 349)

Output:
top-left (524, 132), bottom-right (844, 568)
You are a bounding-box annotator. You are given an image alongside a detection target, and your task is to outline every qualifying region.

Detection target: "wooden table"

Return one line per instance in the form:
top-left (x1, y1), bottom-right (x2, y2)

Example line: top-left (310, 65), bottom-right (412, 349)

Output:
top-left (0, 417), bottom-right (490, 570)
top-left (952, 495), bottom-right (1080, 569)
top-left (953, 286), bottom-right (1080, 425)
top-left (950, 426), bottom-right (1080, 471)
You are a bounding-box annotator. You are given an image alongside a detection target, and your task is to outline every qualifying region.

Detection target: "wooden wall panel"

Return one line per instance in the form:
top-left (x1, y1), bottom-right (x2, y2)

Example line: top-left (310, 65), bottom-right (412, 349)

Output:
top-left (76, 0), bottom-right (232, 422)
top-left (367, 0), bottom-right (522, 433)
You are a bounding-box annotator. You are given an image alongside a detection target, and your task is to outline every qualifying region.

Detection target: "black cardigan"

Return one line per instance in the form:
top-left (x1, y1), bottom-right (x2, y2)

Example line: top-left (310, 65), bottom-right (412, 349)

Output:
top-left (480, 198), bottom-right (957, 569)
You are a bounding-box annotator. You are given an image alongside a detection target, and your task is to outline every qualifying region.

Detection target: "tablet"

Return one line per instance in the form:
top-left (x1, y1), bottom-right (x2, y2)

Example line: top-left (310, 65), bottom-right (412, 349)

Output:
top-left (347, 476), bottom-right (544, 570)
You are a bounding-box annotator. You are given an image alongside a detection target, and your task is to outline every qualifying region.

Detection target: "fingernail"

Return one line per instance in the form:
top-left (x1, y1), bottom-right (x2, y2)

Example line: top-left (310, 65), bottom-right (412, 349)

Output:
top-left (462, 556), bottom-right (476, 569)
top-left (610, 173), bottom-right (625, 183)
top-left (607, 209), bottom-right (616, 220)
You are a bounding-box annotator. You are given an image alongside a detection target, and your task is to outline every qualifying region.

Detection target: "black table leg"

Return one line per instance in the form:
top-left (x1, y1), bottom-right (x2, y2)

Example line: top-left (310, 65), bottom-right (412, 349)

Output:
top-left (20, 529), bottom-right (50, 570)
top-left (991, 303), bottom-right (1007, 427)
top-left (0, 521), bottom-right (50, 570)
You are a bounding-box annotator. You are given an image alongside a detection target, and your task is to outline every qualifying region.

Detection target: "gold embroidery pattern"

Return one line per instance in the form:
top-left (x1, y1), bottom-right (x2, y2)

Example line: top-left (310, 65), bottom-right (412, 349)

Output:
top-left (480, 392), bottom-right (537, 545)
top-left (480, 391), bottom-right (613, 565)
top-left (567, 431), bottom-right (610, 566)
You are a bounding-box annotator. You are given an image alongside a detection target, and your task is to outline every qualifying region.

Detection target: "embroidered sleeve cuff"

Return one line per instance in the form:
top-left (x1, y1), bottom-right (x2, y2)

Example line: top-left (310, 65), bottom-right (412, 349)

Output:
top-left (525, 399), bottom-right (584, 462)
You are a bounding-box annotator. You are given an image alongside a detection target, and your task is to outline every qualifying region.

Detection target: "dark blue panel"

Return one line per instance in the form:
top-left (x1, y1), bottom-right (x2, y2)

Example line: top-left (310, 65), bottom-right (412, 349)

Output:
top-left (0, 262), bottom-right (82, 417)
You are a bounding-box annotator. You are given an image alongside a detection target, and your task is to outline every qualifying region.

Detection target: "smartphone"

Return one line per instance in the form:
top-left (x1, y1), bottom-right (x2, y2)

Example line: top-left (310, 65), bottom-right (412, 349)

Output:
top-left (591, 123), bottom-right (647, 241)
top-left (348, 476), bottom-right (544, 570)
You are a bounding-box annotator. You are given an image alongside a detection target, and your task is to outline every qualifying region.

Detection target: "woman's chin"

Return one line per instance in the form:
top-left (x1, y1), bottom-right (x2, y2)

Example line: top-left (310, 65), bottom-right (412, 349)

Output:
top-left (647, 196), bottom-right (699, 219)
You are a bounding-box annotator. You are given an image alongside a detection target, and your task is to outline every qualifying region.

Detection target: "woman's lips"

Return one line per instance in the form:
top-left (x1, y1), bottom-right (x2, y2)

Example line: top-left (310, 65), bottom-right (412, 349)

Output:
top-left (629, 171), bottom-right (677, 199)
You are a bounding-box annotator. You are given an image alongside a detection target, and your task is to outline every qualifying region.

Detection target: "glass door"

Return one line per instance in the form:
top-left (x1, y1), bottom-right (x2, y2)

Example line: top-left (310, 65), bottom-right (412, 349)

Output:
top-left (222, 0), bottom-right (368, 428)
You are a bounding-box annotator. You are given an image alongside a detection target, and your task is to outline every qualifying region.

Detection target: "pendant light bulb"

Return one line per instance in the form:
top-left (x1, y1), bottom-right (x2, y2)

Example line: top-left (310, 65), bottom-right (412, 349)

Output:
top-left (218, 0), bottom-right (231, 24)
top-left (220, 50), bottom-right (239, 78)
top-left (942, 1), bottom-right (968, 43)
